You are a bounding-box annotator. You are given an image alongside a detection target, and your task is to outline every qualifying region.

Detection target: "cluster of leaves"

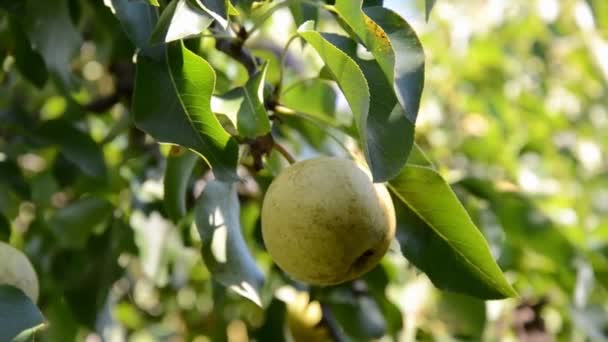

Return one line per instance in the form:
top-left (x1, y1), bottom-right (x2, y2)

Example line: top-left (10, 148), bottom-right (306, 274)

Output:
top-left (1, 0), bottom-right (607, 340)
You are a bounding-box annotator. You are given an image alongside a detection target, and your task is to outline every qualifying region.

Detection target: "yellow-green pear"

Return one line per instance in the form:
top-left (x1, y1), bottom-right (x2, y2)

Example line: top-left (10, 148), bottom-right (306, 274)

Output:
top-left (0, 241), bottom-right (39, 302)
top-left (261, 157), bottom-right (396, 286)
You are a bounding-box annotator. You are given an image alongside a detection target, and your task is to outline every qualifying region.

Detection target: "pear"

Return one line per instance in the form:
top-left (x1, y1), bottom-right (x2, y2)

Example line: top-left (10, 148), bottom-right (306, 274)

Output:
top-left (261, 157), bottom-right (396, 286)
top-left (0, 241), bottom-right (39, 302)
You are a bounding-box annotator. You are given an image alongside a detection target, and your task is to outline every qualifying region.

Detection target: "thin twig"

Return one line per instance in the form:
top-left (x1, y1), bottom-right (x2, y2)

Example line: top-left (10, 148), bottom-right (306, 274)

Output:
top-left (273, 141), bottom-right (296, 164)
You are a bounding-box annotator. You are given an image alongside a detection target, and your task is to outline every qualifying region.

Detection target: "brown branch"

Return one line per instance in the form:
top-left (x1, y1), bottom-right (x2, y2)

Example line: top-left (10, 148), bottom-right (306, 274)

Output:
top-left (213, 23), bottom-right (259, 76)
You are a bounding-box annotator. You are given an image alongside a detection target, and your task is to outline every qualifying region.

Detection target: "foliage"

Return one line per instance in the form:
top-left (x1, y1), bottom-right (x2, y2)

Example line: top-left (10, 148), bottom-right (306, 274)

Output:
top-left (0, 0), bottom-right (607, 340)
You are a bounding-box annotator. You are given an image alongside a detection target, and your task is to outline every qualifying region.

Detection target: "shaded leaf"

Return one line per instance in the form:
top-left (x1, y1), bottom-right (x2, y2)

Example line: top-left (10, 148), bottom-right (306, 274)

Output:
top-left (133, 42), bottom-right (239, 181)
top-left (22, 0), bottom-right (81, 89)
top-left (194, 180), bottom-right (264, 306)
top-left (0, 213), bottom-right (9, 242)
top-left (214, 63), bottom-right (271, 138)
top-left (0, 285), bottom-right (45, 342)
top-left (109, 0), bottom-right (163, 60)
top-left (48, 197), bottom-right (114, 249)
top-left (426, 0), bottom-right (437, 21)
top-left (37, 119), bottom-right (107, 179)
top-left (164, 148), bottom-right (198, 222)
top-left (437, 292), bottom-right (486, 339)
top-left (289, 2), bottom-right (318, 27)
top-left (331, 294), bottom-right (386, 339)
top-left (150, 0), bottom-right (214, 44)
top-left (10, 19), bottom-right (48, 88)
top-left (388, 165), bottom-right (516, 299)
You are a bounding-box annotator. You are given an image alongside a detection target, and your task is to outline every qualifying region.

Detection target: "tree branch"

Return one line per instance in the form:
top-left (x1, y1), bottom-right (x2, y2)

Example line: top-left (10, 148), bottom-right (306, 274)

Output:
top-left (213, 23), bottom-right (259, 76)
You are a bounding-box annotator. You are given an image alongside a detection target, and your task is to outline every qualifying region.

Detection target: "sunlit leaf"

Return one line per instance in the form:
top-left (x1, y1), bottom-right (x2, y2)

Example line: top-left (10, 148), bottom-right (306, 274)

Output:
top-left (164, 147), bottom-right (198, 222)
top-left (133, 42), bottom-right (239, 181)
top-left (281, 79), bottom-right (337, 119)
top-left (150, 0), bottom-right (214, 44)
top-left (0, 285), bottom-right (45, 342)
top-left (364, 7), bottom-right (425, 123)
top-left (320, 32), bottom-right (413, 181)
top-left (194, 180), bottom-right (265, 306)
top-left (389, 166), bottom-right (517, 299)
top-left (214, 63), bottom-right (271, 138)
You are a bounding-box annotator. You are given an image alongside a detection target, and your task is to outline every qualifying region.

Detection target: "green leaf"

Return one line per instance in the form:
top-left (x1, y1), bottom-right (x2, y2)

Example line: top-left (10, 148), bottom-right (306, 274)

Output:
top-left (457, 178), bottom-right (574, 267)
top-left (164, 148), bottom-right (198, 222)
top-left (150, 0), bottom-right (214, 44)
top-left (37, 119), bottom-right (107, 179)
top-left (364, 7), bottom-right (425, 123)
top-left (334, 0), bottom-right (394, 85)
top-left (331, 293), bottom-right (386, 339)
top-left (321, 33), bottom-right (413, 181)
top-left (388, 166), bottom-right (516, 299)
top-left (214, 63), bottom-right (271, 138)
top-left (110, 0), bottom-right (164, 60)
top-left (22, 0), bottom-right (82, 89)
top-left (425, 0), bottom-right (437, 20)
top-left (437, 292), bottom-right (486, 339)
top-left (48, 197), bottom-right (114, 249)
top-left (407, 143), bottom-right (434, 168)
top-left (133, 42), bottom-right (239, 181)
top-left (281, 79), bottom-right (337, 119)
top-left (289, 2), bottom-right (318, 27)
top-left (194, 180), bottom-right (265, 306)
top-left (0, 285), bottom-right (45, 342)
top-left (147, 0), bottom-right (160, 6)
top-left (10, 19), bottom-right (48, 88)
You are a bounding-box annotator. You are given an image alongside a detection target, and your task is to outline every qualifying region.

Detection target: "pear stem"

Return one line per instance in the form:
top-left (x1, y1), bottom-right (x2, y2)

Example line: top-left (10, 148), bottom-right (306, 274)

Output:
top-left (273, 142), bottom-right (296, 164)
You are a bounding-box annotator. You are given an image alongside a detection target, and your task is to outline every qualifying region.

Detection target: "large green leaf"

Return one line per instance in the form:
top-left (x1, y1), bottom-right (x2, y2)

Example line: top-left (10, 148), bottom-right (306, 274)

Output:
top-left (388, 165), bottom-right (516, 299)
top-left (299, 23), bottom-right (408, 180)
top-left (194, 180), bottom-right (264, 306)
top-left (48, 197), bottom-right (114, 249)
top-left (149, 0), bottom-right (214, 44)
top-left (334, 0), bottom-right (395, 86)
top-left (133, 42), bottom-right (239, 181)
top-left (364, 7), bottom-right (425, 123)
top-left (164, 148), bottom-right (198, 222)
top-left (457, 178), bottom-right (574, 268)
top-left (22, 0), bottom-right (81, 89)
top-left (0, 285), bottom-right (45, 342)
top-left (213, 63), bottom-right (271, 138)
top-left (37, 120), bottom-right (107, 179)
top-left (333, 3), bottom-right (425, 124)
top-left (109, 0), bottom-right (163, 60)
top-left (320, 32), bottom-right (414, 181)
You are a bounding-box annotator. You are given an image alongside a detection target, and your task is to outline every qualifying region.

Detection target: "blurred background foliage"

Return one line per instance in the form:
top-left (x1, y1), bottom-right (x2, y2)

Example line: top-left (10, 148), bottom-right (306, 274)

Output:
top-left (0, 0), bottom-right (607, 341)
